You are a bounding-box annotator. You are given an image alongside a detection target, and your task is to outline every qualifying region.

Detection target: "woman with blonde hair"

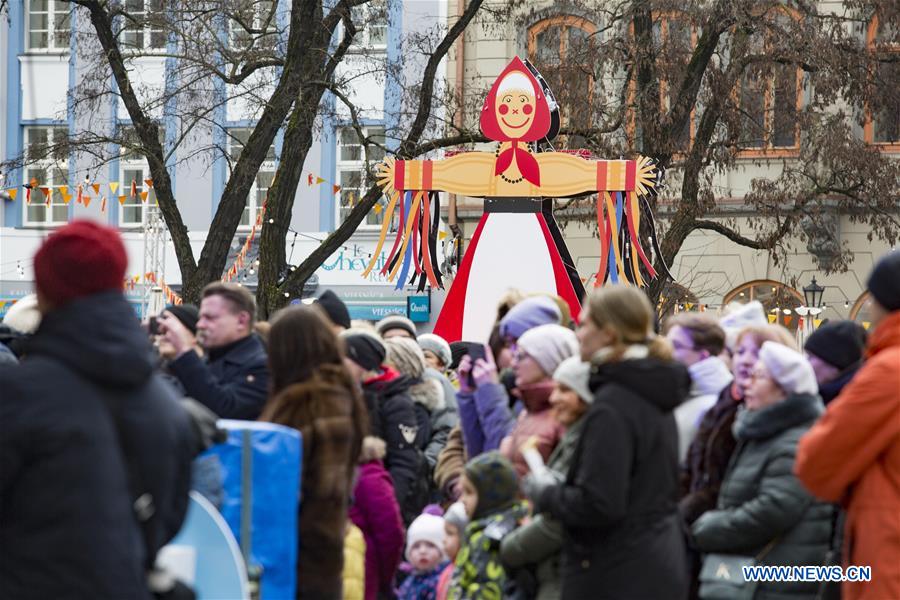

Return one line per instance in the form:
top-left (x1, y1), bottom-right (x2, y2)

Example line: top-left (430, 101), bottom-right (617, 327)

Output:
top-left (522, 285), bottom-right (691, 600)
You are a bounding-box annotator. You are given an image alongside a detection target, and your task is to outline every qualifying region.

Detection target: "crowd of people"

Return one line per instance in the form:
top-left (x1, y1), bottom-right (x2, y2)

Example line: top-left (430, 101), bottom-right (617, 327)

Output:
top-left (1, 219), bottom-right (898, 600)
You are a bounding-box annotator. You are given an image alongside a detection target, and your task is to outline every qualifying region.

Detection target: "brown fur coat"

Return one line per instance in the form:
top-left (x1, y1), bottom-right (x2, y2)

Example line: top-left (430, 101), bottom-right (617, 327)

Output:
top-left (262, 364), bottom-right (367, 600)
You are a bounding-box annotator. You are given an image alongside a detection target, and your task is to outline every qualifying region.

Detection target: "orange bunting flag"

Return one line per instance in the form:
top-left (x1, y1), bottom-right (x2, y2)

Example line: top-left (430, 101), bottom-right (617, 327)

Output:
top-left (7, 189), bottom-right (17, 201)
top-left (140, 191), bottom-right (149, 202)
top-left (83, 195), bottom-right (92, 208)
top-left (30, 178), bottom-right (38, 189)
top-left (101, 197), bottom-right (107, 212)
top-left (62, 193), bottom-right (72, 204)
top-left (131, 180), bottom-right (138, 197)
top-left (333, 184), bottom-right (341, 194)
top-left (40, 187), bottom-right (51, 199)
top-left (118, 195), bottom-right (127, 205)
top-left (59, 185), bottom-right (68, 197)
top-left (109, 182), bottom-right (119, 194)
top-left (784, 316), bottom-right (793, 327)
top-left (144, 178), bottom-right (153, 188)
top-left (92, 183), bottom-right (100, 195)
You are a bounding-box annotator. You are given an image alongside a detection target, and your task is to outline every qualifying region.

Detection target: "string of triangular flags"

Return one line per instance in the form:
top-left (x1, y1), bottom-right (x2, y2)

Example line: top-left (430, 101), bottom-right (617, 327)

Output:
top-left (222, 200), bottom-right (267, 283)
top-left (123, 272), bottom-right (183, 305)
top-left (4, 178), bottom-right (155, 212)
top-left (306, 172), bottom-right (343, 197)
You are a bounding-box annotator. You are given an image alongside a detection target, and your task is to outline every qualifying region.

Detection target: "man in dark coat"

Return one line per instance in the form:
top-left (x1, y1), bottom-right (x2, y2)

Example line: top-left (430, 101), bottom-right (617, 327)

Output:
top-left (163, 282), bottom-right (269, 419)
top-left (0, 221), bottom-right (195, 599)
top-left (342, 330), bottom-right (428, 525)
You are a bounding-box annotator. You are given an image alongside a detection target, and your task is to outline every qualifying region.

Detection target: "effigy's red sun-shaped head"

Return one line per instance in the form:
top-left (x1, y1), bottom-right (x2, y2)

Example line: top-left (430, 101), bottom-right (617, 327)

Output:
top-left (481, 57), bottom-right (551, 143)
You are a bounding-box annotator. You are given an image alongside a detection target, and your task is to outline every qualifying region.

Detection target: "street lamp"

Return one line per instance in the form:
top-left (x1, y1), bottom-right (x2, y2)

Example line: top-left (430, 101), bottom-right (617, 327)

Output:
top-left (803, 277), bottom-right (825, 310)
top-left (796, 277), bottom-right (825, 345)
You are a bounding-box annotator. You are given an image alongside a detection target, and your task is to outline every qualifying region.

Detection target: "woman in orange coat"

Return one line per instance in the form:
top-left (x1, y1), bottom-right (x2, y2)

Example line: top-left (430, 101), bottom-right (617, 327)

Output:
top-left (795, 251), bottom-right (900, 600)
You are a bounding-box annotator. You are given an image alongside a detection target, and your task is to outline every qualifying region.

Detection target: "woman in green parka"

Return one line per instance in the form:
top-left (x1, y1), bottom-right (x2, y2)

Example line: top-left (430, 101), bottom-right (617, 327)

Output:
top-left (691, 342), bottom-right (833, 600)
top-left (499, 357), bottom-right (593, 600)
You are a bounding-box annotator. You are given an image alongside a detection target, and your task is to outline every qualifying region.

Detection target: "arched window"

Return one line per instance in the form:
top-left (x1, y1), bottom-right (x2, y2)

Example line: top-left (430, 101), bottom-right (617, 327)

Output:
top-left (723, 279), bottom-right (804, 331)
top-left (850, 291), bottom-right (875, 328)
top-left (736, 6), bottom-right (804, 156)
top-left (528, 16), bottom-right (597, 147)
top-left (864, 15), bottom-right (900, 148)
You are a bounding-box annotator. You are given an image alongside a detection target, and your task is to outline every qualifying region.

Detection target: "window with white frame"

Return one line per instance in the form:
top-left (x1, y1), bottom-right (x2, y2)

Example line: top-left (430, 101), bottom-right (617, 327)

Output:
top-left (24, 126), bottom-right (69, 225)
top-left (121, 0), bottom-right (166, 51)
top-left (27, 0), bottom-right (71, 51)
top-left (118, 125), bottom-right (165, 227)
top-left (336, 126), bottom-right (387, 226)
top-left (228, 128), bottom-right (277, 228)
top-left (348, 1), bottom-right (387, 50)
top-left (228, 0), bottom-right (278, 50)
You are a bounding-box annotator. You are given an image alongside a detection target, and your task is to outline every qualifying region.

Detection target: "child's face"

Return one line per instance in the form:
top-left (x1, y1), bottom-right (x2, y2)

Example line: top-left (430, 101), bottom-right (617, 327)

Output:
top-left (459, 475), bottom-right (479, 518)
top-left (409, 540), bottom-right (443, 573)
top-left (443, 523), bottom-right (461, 560)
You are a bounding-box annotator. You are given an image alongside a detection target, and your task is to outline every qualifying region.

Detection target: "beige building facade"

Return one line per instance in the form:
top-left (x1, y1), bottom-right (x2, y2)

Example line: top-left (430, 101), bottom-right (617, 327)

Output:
top-left (442, 0), bottom-right (898, 330)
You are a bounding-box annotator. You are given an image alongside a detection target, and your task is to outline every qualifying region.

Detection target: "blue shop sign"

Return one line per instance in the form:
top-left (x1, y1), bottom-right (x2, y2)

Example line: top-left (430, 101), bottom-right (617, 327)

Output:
top-left (348, 303), bottom-right (409, 321)
top-left (407, 295), bottom-right (431, 322)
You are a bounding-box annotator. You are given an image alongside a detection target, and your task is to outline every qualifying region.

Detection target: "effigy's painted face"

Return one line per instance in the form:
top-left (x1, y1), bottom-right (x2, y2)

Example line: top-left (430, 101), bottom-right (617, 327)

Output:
top-left (495, 86), bottom-right (536, 139)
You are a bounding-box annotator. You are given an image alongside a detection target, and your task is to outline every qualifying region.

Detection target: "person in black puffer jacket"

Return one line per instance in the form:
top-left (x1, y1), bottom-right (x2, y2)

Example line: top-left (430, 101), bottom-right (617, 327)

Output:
top-left (692, 342), bottom-right (832, 600)
top-left (0, 222), bottom-right (195, 600)
top-left (342, 329), bottom-right (429, 525)
top-left (526, 285), bottom-right (690, 600)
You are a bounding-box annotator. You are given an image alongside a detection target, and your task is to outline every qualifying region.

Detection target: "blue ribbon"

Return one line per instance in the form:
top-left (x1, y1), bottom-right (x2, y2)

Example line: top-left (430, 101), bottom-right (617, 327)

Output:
top-left (395, 191), bottom-right (414, 290)
top-left (608, 192), bottom-right (625, 284)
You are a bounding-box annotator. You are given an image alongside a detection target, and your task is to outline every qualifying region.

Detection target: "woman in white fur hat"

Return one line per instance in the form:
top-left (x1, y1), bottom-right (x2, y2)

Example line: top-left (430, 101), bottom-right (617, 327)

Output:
top-left (497, 324), bottom-right (579, 478)
top-left (691, 342), bottom-right (833, 600)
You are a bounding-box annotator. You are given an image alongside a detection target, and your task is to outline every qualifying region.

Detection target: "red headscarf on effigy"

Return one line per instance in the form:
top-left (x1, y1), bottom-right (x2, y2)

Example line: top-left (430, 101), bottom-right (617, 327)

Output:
top-left (479, 57), bottom-right (551, 186)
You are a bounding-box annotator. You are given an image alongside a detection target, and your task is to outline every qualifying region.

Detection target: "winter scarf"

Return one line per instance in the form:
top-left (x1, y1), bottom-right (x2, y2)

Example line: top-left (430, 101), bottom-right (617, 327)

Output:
top-left (397, 560), bottom-right (450, 600)
top-left (733, 393), bottom-right (824, 441)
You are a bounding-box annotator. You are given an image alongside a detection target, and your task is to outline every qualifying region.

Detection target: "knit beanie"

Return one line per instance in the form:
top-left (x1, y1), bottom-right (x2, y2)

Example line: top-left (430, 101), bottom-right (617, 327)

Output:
top-left (376, 314), bottom-right (417, 339)
top-left (163, 304), bottom-right (199, 334)
top-left (464, 451), bottom-right (519, 520)
top-left (552, 356), bottom-right (593, 404)
top-left (33, 220), bottom-right (127, 308)
top-left (499, 296), bottom-right (561, 341)
top-left (315, 289), bottom-right (351, 329)
top-left (804, 320), bottom-right (867, 370)
top-left (2, 294), bottom-right (41, 334)
top-left (449, 342), bottom-right (469, 369)
top-left (758, 341), bottom-right (818, 396)
top-left (405, 513), bottom-right (447, 561)
top-left (517, 324), bottom-right (579, 376)
top-left (341, 329), bottom-right (386, 372)
top-left (417, 333), bottom-right (452, 368)
top-left (443, 501), bottom-right (469, 532)
top-left (867, 250), bottom-right (900, 312)
top-left (385, 337), bottom-right (426, 379)
top-left (720, 301), bottom-right (767, 348)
